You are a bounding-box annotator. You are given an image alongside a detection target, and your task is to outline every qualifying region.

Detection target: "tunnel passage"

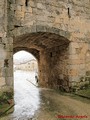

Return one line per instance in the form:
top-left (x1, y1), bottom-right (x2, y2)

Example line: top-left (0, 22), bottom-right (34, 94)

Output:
top-left (14, 32), bottom-right (70, 91)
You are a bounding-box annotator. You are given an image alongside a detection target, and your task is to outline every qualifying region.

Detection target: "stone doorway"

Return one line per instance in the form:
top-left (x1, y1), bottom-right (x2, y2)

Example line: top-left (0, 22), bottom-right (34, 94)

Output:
top-left (13, 32), bottom-right (70, 91)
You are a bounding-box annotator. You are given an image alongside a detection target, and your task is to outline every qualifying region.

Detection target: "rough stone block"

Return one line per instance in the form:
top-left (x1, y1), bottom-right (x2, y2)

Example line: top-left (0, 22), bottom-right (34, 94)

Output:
top-left (69, 54), bottom-right (79, 59)
top-left (0, 77), bottom-right (5, 86)
top-left (16, 5), bottom-right (22, 11)
top-left (16, 0), bottom-right (25, 5)
top-left (24, 21), bottom-right (34, 26)
top-left (36, 25), bottom-right (46, 32)
top-left (15, 11), bottom-right (25, 18)
top-left (28, 1), bottom-right (36, 7)
top-left (6, 77), bottom-right (13, 86)
top-left (30, 25), bottom-right (36, 33)
top-left (68, 69), bottom-right (78, 76)
top-left (37, 3), bottom-right (45, 9)
top-left (0, 46), bottom-right (6, 59)
top-left (55, 17), bottom-right (60, 24)
top-left (26, 7), bottom-right (32, 13)
top-left (0, 32), bottom-right (3, 37)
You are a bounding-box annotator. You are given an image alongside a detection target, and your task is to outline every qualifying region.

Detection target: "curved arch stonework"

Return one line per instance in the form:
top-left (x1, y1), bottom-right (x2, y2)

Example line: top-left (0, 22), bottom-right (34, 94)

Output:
top-left (12, 25), bottom-right (71, 40)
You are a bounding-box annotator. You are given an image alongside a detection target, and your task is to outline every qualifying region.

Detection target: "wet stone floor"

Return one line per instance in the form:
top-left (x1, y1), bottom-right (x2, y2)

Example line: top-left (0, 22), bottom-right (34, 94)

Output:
top-left (1, 70), bottom-right (90, 120)
top-left (12, 70), bottom-right (40, 120)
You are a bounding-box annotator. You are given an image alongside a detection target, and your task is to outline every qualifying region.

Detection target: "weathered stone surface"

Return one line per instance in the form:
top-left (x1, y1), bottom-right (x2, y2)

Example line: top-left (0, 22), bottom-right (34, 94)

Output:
top-left (16, 0), bottom-right (25, 5)
top-left (0, 0), bottom-right (90, 93)
top-left (37, 3), bottom-right (46, 9)
top-left (0, 77), bottom-right (5, 87)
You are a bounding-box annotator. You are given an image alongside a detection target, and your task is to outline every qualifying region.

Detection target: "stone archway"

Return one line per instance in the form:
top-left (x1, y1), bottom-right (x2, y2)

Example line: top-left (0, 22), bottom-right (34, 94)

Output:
top-left (0, 0), bottom-right (90, 115)
top-left (13, 30), bottom-right (70, 91)
top-left (13, 47), bottom-right (40, 84)
top-left (0, 0), bottom-right (89, 94)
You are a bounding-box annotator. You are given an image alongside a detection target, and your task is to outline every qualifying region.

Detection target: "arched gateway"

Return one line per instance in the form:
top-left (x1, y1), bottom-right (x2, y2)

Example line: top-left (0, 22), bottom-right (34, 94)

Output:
top-left (0, 0), bottom-right (90, 112)
top-left (13, 27), bottom-right (71, 91)
top-left (0, 25), bottom-right (73, 94)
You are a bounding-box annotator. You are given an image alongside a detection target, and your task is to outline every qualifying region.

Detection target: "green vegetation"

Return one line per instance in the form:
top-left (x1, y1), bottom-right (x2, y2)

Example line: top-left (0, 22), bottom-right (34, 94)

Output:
top-left (0, 91), bottom-right (14, 116)
top-left (0, 92), bottom-right (13, 104)
top-left (76, 87), bottom-right (90, 98)
top-left (55, 87), bottom-right (90, 104)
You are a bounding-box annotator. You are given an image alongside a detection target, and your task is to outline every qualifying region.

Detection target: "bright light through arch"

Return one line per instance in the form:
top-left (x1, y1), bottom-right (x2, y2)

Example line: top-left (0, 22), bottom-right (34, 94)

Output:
top-left (13, 50), bottom-right (38, 73)
top-left (13, 50), bottom-right (36, 63)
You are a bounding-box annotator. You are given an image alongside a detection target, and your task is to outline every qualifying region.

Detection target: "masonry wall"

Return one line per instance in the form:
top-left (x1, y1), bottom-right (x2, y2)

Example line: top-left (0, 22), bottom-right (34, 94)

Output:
top-left (9, 0), bottom-right (90, 38)
top-left (0, 0), bottom-right (13, 91)
top-left (0, 0), bottom-right (90, 91)
top-left (0, 0), bottom-right (7, 89)
top-left (39, 44), bottom-right (70, 91)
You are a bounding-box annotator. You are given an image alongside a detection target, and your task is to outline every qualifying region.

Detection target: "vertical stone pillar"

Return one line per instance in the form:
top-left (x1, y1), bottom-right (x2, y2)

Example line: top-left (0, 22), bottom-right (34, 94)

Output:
top-left (0, 37), bottom-right (6, 89)
top-left (0, 0), bottom-right (7, 90)
top-left (0, 0), bottom-right (13, 90)
top-left (4, 37), bottom-right (13, 87)
top-left (0, 0), bottom-right (14, 114)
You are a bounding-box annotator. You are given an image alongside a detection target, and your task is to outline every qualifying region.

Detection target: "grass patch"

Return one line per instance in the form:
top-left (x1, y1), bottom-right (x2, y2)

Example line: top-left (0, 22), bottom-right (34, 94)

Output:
top-left (54, 89), bottom-right (90, 104)
top-left (76, 87), bottom-right (90, 98)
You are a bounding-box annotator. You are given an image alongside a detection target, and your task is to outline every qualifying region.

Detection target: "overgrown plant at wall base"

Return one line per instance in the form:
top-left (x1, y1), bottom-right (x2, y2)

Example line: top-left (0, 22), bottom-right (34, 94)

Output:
top-left (0, 91), bottom-right (14, 117)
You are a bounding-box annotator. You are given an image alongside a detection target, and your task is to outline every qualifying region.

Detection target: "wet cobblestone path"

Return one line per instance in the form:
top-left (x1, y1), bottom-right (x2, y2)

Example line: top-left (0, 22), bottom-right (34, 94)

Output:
top-left (1, 70), bottom-right (90, 120)
top-left (12, 71), bottom-right (40, 120)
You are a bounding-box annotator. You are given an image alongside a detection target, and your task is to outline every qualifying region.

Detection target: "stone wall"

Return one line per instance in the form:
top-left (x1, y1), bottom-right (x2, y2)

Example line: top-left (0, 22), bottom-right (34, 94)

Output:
top-left (0, 0), bottom-right (90, 92)
top-left (39, 44), bottom-right (70, 91)
top-left (9, 0), bottom-right (90, 91)
top-left (68, 42), bottom-right (90, 91)
top-left (0, 0), bottom-right (13, 89)
top-left (39, 43), bottom-right (90, 92)
top-left (0, 0), bottom-right (13, 112)
top-left (9, 0), bottom-right (90, 39)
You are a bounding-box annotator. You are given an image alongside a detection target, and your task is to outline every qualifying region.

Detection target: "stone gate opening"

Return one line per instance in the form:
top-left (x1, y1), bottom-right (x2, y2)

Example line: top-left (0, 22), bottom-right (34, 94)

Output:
top-left (13, 32), bottom-right (70, 91)
top-left (13, 50), bottom-right (40, 118)
top-left (0, 0), bottom-right (90, 117)
top-left (13, 50), bottom-right (39, 85)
